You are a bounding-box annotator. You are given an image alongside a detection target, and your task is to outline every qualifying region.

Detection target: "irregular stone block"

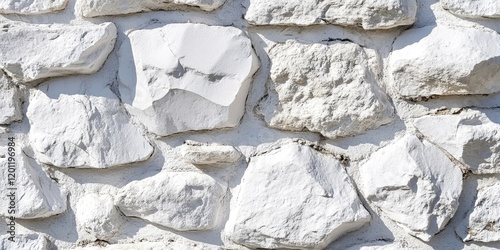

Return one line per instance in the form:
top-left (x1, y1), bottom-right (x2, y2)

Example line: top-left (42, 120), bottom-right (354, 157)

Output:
top-left (359, 135), bottom-right (463, 241)
top-left (225, 143), bottom-right (370, 249)
top-left (0, 21), bottom-right (116, 83)
top-left (245, 0), bottom-right (417, 29)
top-left (27, 81), bottom-right (153, 168)
top-left (257, 40), bottom-right (394, 139)
top-left (77, 0), bottom-right (226, 17)
top-left (0, 71), bottom-right (22, 124)
top-left (118, 23), bottom-right (259, 136)
top-left (0, 234), bottom-right (49, 250)
top-left (0, 0), bottom-right (68, 15)
top-left (115, 171), bottom-right (225, 231)
top-left (179, 141), bottom-right (242, 165)
top-left (414, 110), bottom-right (500, 174)
top-left (441, 0), bottom-right (500, 18)
top-left (390, 25), bottom-right (500, 98)
top-left (461, 183), bottom-right (500, 242)
top-left (76, 193), bottom-right (122, 241)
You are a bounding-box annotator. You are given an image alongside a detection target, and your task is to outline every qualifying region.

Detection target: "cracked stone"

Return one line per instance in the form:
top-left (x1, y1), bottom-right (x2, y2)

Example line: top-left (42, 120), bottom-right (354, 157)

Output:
top-left (0, 0), bottom-right (68, 14)
top-left (0, 71), bottom-right (22, 125)
top-left (441, 0), bottom-right (500, 18)
top-left (179, 141), bottom-right (242, 165)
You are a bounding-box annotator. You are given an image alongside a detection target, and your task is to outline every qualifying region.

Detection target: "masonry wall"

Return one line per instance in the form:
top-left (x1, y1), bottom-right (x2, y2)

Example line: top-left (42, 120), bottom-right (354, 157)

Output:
top-left (0, 0), bottom-right (499, 249)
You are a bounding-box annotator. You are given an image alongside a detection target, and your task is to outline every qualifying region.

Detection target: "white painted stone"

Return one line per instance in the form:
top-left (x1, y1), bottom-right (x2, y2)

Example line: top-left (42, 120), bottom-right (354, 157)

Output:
top-left (0, 21), bottom-right (116, 83)
top-left (441, 0), bottom-right (500, 18)
top-left (73, 241), bottom-right (219, 250)
top-left (27, 81), bottom-right (153, 168)
top-left (76, 193), bottom-right (122, 241)
top-left (0, 143), bottom-right (67, 219)
top-left (77, 0), bottom-right (226, 17)
top-left (0, 234), bottom-right (49, 250)
top-left (245, 0), bottom-right (417, 29)
top-left (359, 135), bottom-right (463, 241)
top-left (462, 183), bottom-right (500, 242)
top-left (115, 171), bottom-right (225, 231)
top-left (258, 40), bottom-right (394, 139)
top-left (179, 141), bottom-right (241, 165)
top-left (118, 23), bottom-right (259, 136)
top-left (0, 0), bottom-right (68, 14)
top-left (390, 25), bottom-right (500, 98)
top-left (0, 71), bottom-right (22, 125)
top-left (414, 110), bottom-right (500, 174)
top-left (226, 143), bottom-right (370, 249)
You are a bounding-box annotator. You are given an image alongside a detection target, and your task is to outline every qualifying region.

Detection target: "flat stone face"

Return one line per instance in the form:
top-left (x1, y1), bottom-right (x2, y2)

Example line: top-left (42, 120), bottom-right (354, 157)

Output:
top-left (27, 81), bottom-right (153, 169)
top-left (441, 0), bottom-right (500, 18)
top-left (0, 71), bottom-right (22, 125)
top-left (257, 40), bottom-right (394, 139)
top-left (462, 183), bottom-right (500, 242)
top-left (414, 110), bottom-right (500, 174)
top-left (118, 23), bottom-right (259, 137)
top-left (115, 171), bottom-right (225, 231)
top-left (0, 0), bottom-right (68, 14)
top-left (359, 135), bottom-right (463, 241)
top-left (179, 141), bottom-right (242, 165)
top-left (77, 0), bottom-right (226, 17)
top-left (225, 143), bottom-right (370, 249)
top-left (76, 194), bottom-right (122, 241)
top-left (245, 0), bottom-right (417, 29)
top-left (390, 25), bottom-right (500, 98)
top-left (0, 21), bottom-right (116, 84)
top-left (0, 234), bottom-right (49, 250)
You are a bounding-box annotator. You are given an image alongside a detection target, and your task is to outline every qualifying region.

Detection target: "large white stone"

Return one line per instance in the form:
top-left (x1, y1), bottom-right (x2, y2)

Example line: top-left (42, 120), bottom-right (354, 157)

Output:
top-left (359, 135), bottom-right (463, 241)
top-left (245, 0), bottom-right (417, 29)
top-left (0, 234), bottom-right (49, 250)
top-left (0, 21), bottom-right (116, 83)
top-left (115, 171), bottom-right (225, 231)
top-left (0, 142), bottom-right (67, 219)
top-left (118, 23), bottom-right (258, 136)
top-left (462, 183), bottom-right (500, 242)
top-left (77, 0), bottom-right (226, 17)
top-left (226, 143), bottom-right (370, 249)
top-left (0, 0), bottom-right (68, 14)
top-left (75, 193), bottom-right (122, 241)
top-left (390, 25), bottom-right (500, 98)
top-left (441, 0), bottom-right (500, 18)
top-left (179, 141), bottom-right (242, 165)
top-left (0, 71), bottom-right (22, 125)
top-left (27, 81), bottom-right (153, 168)
top-left (414, 110), bottom-right (500, 174)
top-left (258, 40), bottom-right (394, 139)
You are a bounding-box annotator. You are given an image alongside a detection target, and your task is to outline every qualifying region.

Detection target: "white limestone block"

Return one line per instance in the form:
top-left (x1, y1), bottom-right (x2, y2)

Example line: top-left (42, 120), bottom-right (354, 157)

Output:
top-left (462, 183), bottom-right (500, 242)
top-left (441, 0), bottom-right (500, 18)
top-left (0, 0), bottom-right (68, 14)
top-left (0, 234), bottom-right (49, 250)
top-left (75, 193), bottom-right (122, 241)
top-left (179, 141), bottom-right (241, 165)
top-left (0, 71), bottom-right (22, 125)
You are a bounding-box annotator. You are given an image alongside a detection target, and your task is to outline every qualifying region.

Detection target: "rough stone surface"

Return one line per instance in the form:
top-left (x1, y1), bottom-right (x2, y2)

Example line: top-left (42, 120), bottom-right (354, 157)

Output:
top-left (179, 141), bottom-right (241, 165)
top-left (118, 23), bottom-right (259, 137)
top-left (76, 193), bottom-right (122, 241)
top-left (77, 0), bottom-right (226, 17)
top-left (0, 234), bottom-right (49, 250)
top-left (0, 0), bottom-right (68, 14)
top-left (225, 143), bottom-right (370, 249)
top-left (115, 171), bottom-right (225, 231)
top-left (390, 25), bottom-right (500, 98)
top-left (414, 110), bottom-right (500, 174)
top-left (462, 183), bottom-right (500, 242)
top-left (245, 0), bottom-right (417, 29)
top-left (359, 135), bottom-right (463, 241)
top-left (0, 71), bottom-right (22, 124)
top-left (0, 21), bottom-right (116, 83)
top-left (441, 0), bottom-right (500, 18)
top-left (27, 81), bottom-right (153, 169)
top-left (258, 40), bottom-right (394, 139)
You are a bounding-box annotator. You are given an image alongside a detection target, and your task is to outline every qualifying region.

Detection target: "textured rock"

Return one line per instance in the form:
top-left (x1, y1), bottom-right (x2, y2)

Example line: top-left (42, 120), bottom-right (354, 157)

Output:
top-left (245, 0), bottom-right (417, 29)
top-left (226, 143), bottom-right (370, 249)
top-left (0, 143), bottom-right (66, 218)
top-left (27, 81), bottom-right (153, 168)
top-left (0, 71), bottom-right (22, 124)
top-left (462, 183), bottom-right (500, 242)
top-left (73, 241), bottom-right (219, 250)
top-left (180, 141), bottom-right (241, 165)
top-left (359, 135), bottom-right (463, 241)
top-left (118, 23), bottom-right (258, 136)
top-left (0, 21), bottom-right (116, 83)
top-left (441, 0), bottom-right (500, 18)
top-left (0, 234), bottom-right (49, 250)
top-left (390, 25), bottom-right (500, 98)
top-left (414, 110), bottom-right (500, 174)
top-left (115, 171), bottom-right (225, 231)
top-left (77, 0), bottom-right (226, 17)
top-left (258, 40), bottom-right (394, 139)
top-left (0, 0), bottom-right (68, 14)
top-left (76, 193), bottom-right (122, 241)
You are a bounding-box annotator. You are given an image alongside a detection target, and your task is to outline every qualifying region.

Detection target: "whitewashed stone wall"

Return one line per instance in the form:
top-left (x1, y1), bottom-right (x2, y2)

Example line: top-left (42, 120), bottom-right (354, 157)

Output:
top-left (0, 0), bottom-right (499, 249)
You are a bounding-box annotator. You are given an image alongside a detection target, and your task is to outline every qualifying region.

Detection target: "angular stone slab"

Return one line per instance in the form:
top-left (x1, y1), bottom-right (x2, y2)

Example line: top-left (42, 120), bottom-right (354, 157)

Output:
top-left (0, 71), bottom-right (22, 124)
top-left (442, 0), bottom-right (500, 18)
top-left (225, 143), bottom-right (370, 249)
top-left (359, 135), bottom-right (463, 241)
top-left (257, 40), bottom-right (394, 139)
top-left (118, 23), bottom-right (259, 137)
top-left (0, 0), bottom-right (68, 15)
top-left (461, 183), bottom-right (500, 242)
top-left (76, 193), bottom-right (122, 241)
top-left (179, 141), bottom-right (242, 165)
top-left (245, 0), bottom-right (417, 29)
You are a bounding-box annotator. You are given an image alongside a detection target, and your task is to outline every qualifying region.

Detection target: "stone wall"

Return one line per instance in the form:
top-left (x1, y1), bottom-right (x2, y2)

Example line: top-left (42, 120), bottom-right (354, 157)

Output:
top-left (0, 0), bottom-right (499, 249)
